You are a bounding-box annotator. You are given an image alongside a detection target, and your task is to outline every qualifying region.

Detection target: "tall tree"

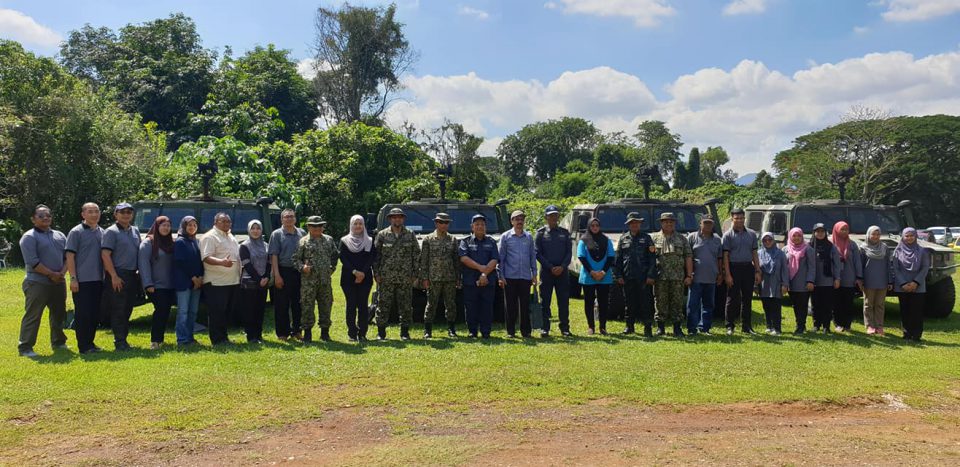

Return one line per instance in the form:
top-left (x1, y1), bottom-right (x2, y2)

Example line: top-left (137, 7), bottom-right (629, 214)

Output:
top-left (416, 120), bottom-right (489, 199)
top-left (634, 120), bottom-right (682, 181)
top-left (686, 147), bottom-right (702, 188)
top-left (496, 117), bottom-right (600, 186)
top-left (673, 161), bottom-right (688, 189)
top-left (311, 2), bottom-right (417, 124)
top-left (700, 146), bottom-right (737, 182)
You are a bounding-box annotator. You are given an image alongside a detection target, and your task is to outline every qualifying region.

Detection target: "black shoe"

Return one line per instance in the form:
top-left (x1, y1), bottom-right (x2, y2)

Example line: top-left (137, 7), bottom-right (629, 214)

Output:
top-left (481, 333), bottom-right (491, 339)
top-left (303, 329), bottom-right (313, 343)
top-left (358, 334), bottom-right (368, 342)
top-left (599, 328), bottom-right (607, 335)
top-left (643, 324), bottom-right (653, 337)
top-left (655, 323), bottom-right (666, 337)
top-left (424, 323), bottom-right (433, 339)
top-left (794, 328), bottom-right (805, 335)
top-left (348, 336), bottom-right (359, 342)
top-left (562, 330), bottom-right (573, 337)
top-left (115, 341), bottom-right (131, 351)
top-left (540, 330), bottom-right (549, 338)
top-left (622, 326), bottom-right (635, 335)
top-left (468, 332), bottom-right (478, 338)
top-left (507, 332), bottom-right (517, 338)
top-left (377, 327), bottom-right (387, 341)
top-left (400, 326), bottom-right (411, 341)
top-left (320, 327), bottom-right (331, 342)
top-left (673, 324), bottom-right (685, 337)
top-left (447, 323), bottom-right (458, 338)
top-left (743, 329), bottom-right (758, 336)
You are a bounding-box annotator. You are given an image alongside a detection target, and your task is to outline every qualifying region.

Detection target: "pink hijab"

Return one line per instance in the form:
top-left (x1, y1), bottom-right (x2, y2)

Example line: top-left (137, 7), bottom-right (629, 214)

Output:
top-left (785, 227), bottom-right (807, 279)
top-left (832, 221), bottom-right (850, 263)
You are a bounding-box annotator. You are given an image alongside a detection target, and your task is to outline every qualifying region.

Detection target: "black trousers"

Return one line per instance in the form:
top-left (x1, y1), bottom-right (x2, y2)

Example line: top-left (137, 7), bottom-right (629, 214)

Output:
top-left (241, 285), bottom-right (268, 341)
top-left (504, 279), bottom-right (532, 336)
top-left (539, 271), bottom-right (570, 333)
top-left (811, 286), bottom-right (834, 329)
top-left (623, 278), bottom-right (653, 326)
top-left (342, 282), bottom-right (372, 338)
top-left (789, 291), bottom-right (810, 331)
top-left (204, 284), bottom-right (237, 344)
top-left (725, 264), bottom-right (755, 331)
top-left (761, 297), bottom-right (782, 333)
top-left (832, 286), bottom-right (858, 329)
top-left (148, 288), bottom-right (175, 344)
top-left (73, 281), bottom-right (102, 352)
top-left (899, 293), bottom-right (925, 340)
top-left (583, 284), bottom-right (609, 330)
top-left (273, 267), bottom-right (302, 338)
top-left (102, 270), bottom-right (139, 345)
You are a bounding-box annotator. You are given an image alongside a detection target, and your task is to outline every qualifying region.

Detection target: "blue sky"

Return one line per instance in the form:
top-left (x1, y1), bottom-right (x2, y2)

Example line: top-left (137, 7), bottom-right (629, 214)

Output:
top-left (3, 0), bottom-right (960, 174)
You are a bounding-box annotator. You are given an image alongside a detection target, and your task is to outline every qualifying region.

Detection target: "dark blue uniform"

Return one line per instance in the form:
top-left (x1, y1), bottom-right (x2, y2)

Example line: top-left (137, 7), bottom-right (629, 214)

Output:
top-left (459, 234), bottom-right (499, 336)
top-left (535, 225), bottom-right (572, 334)
top-left (614, 231), bottom-right (657, 328)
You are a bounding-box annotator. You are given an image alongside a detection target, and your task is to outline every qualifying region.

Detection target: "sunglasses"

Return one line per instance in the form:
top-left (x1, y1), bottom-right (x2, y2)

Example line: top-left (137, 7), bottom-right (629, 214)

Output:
top-left (435, 220), bottom-right (450, 224)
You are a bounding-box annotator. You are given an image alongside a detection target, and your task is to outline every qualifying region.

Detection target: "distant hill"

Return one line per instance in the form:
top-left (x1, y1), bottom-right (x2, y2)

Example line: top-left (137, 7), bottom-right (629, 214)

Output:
top-left (735, 173), bottom-right (757, 186)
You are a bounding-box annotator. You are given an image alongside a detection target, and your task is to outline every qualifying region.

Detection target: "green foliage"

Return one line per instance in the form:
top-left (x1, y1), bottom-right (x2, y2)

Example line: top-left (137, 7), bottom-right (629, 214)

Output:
top-left (701, 146), bottom-right (737, 183)
top-left (635, 120), bottom-right (682, 180)
top-left (414, 121), bottom-right (489, 199)
top-left (497, 117), bottom-right (600, 185)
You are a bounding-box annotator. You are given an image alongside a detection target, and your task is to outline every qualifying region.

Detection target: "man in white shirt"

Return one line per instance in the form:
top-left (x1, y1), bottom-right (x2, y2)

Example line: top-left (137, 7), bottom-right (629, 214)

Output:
top-left (200, 212), bottom-right (241, 345)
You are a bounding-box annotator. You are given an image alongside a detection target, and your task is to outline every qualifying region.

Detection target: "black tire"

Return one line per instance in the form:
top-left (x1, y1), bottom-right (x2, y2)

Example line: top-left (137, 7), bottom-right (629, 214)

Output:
top-left (924, 277), bottom-right (955, 319)
top-left (569, 272), bottom-right (582, 298)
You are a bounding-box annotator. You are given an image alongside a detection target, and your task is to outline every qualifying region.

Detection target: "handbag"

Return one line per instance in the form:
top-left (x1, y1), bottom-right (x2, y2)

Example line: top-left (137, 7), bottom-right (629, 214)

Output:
top-left (529, 284), bottom-right (543, 331)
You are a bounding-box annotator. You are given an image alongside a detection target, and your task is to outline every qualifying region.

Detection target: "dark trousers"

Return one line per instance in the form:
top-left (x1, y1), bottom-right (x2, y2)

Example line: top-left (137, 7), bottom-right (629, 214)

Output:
top-left (761, 297), bottom-right (782, 333)
top-left (789, 291), bottom-right (810, 331)
top-left (811, 286), bottom-right (834, 329)
top-left (464, 283), bottom-right (495, 336)
top-left (539, 271), bottom-right (570, 333)
top-left (19, 280), bottom-right (67, 353)
top-left (73, 281), bottom-right (102, 352)
top-left (899, 293), bottom-right (925, 340)
top-left (583, 284), bottom-right (609, 331)
top-left (204, 283), bottom-right (237, 344)
top-left (725, 264), bottom-right (755, 331)
top-left (832, 286), bottom-right (858, 329)
top-left (624, 278), bottom-right (653, 327)
top-left (102, 270), bottom-right (139, 346)
top-left (241, 286), bottom-right (268, 341)
top-left (272, 267), bottom-right (302, 338)
top-left (504, 279), bottom-right (532, 336)
top-left (342, 282), bottom-right (372, 339)
top-left (148, 288), bottom-right (175, 344)
top-left (686, 282), bottom-right (715, 332)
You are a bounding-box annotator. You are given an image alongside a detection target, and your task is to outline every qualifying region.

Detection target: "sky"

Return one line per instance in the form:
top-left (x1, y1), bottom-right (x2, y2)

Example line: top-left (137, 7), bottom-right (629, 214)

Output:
top-left (3, 0), bottom-right (960, 175)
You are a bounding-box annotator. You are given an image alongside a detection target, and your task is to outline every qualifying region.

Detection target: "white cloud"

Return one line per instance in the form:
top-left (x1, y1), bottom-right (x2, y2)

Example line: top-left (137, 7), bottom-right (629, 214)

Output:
top-left (296, 58), bottom-right (333, 80)
top-left (722, 0), bottom-right (768, 16)
top-left (853, 25), bottom-right (870, 34)
top-left (545, 0), bottom-right (676, 28)
top-left (880, 0), bottom-right (960, 22)
top-left (0, 8), bottom-right (61, 48)
top-left (458, 6), bottom-right (490, 20)
top-left (386, 51), bottom-right (960, 175)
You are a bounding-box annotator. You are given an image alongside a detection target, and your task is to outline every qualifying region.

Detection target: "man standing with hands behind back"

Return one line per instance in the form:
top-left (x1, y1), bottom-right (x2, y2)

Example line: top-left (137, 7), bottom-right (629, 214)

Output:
top-left (722, 208), bottom-right (761, 336)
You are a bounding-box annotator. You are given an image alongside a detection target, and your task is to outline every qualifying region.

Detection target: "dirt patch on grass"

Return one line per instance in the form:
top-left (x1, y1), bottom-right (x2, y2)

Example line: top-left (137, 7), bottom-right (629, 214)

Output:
top-left (28, 396), bottom-right (960, 466)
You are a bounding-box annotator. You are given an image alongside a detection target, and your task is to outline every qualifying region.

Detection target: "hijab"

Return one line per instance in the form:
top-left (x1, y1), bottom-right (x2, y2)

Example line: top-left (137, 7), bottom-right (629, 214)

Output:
top-left (809, 227), bottom-right (834, 277)
top-left (341, 214), bottom-right (373, 253)
top-left (147, 215), bottom-right (174, 259)
top-left (863, 225), bottom-right (888, 261)
top-left (243, 220), bottom-right (268, 276)
top-left (832, 221), bottom-right (851, 262)
top-left (785, 227), bottom-right (807, 279)
top-left (581, 218), bottom-right (609, 262)
top-left (178, 216), bottom-right (198, 241)
top-left (893, 227), bottom-right (923, 271)
top-left (758, 232), bottom-right (783, 274)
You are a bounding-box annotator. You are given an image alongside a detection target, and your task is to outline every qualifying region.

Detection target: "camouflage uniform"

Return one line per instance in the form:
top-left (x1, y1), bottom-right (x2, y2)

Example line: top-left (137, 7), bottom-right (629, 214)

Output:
top-left (293, 233), bottom-right (339, 331)
top-left (652, 230), bottom-right (692, 324)
top-left (419, 230), bottom-right (460, 324)
top-left (373, 227), bottom-right (420, 327)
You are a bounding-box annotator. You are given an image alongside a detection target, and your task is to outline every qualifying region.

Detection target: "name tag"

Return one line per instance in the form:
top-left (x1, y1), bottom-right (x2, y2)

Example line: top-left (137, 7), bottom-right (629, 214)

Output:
top-left (468, 244), bottom-right (478, 251)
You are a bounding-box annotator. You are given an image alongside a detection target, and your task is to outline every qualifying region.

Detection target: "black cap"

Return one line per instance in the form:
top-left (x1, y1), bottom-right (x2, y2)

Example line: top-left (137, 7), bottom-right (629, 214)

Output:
top-left (812, 223), bottom-right (826, 231)
top-left (471, 214), bottom-right (487, 223)
top-left (730, 208), bottom-right (745, 215)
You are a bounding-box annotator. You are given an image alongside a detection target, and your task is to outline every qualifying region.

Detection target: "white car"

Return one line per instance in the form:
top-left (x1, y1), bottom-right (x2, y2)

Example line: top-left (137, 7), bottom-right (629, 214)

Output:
top-left (926, 226), bottom-right (954, 246)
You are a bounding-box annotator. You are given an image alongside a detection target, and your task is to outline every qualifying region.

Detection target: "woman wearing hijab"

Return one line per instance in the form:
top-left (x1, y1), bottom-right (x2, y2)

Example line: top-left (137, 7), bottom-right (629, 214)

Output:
top-left (892, 228), bottom-right (931, 342)
top-left (174, 216), bottom-right (204, 346)
top-left (138, 216), bottom-right (175, 350)
top-left (860, 226), bottom-right (892, 335)
top-left (239, 220), bottom-right (270, 343)
top-left (339, 215), bottom-right (376, 342)
top-left (783, 228), bottom-right (816, 334)
top-left (831, 221), bottom-right (863, 332)
top-left (809, 223), bottom-right (842, 333)
top-left (758, 232), bottom-right (789, 335)
top-left (577, 218), bottom-right (615, 335)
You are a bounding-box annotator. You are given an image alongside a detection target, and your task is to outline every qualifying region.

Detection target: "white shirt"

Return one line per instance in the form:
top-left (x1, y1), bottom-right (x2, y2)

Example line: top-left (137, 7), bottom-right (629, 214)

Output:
top-left (200, 228), bottom-right (241, 286)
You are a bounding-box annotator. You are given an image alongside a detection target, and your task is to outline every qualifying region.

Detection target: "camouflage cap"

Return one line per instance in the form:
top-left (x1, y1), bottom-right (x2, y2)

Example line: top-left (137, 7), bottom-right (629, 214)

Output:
top-left (306, 215), bottom-right (327, 226)
top-left (434, 212), bottom-right (451, 222)
top-left (387, 207), bottom-right (406, 218)
top-left (624, 212), bottom-right (645, 224)
top-left (659, 212), bottom-right (677, 221)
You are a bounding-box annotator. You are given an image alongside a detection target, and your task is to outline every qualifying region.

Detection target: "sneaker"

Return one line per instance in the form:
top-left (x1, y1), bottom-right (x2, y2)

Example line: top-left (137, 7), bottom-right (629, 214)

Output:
top-left (599, 328), bottom-right (607, 336)
top-left (866, 326), bottom-right (876, 335)
top-left (743, 329), bottom-right (758, 336)
top-left (115, 341), bottom-right (132, 351)
top-left (622, 327), bottom-right (635, 335)
top-left (448, 329), bottom-right (458, 338)
top-left (540, 330), bottom-right (550, 338)
top-left (507, 332), bottom-right (517, 338)
top-left (19, 350), bottom-right (39, 358)
top-left (726, 328), bottom-right (734, 336)
top-left (468, 332), bottom-right (478, 338)
top-left (561, 330), bottom-right (573, 337)
top-left (698, 328), bottom-right (711, 336)
top-left (770, 330), bottom-right (780, 336)
top-left (835, 325), bottom-right (845, 333)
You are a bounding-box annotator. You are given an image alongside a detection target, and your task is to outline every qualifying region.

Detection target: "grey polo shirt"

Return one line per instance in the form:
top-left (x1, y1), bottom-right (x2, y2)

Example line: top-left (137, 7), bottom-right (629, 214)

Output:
top-left (65, 223), bottom-right (104, 283)
top-left (687, 232), bottom-right (722, 284)
top-left (138, 238), bottom-right (174, 290)
top-left (268, 227), bottom-right (305, 268)
top-left (20, 227), bottom-right (66, 284)
top-left (722, 227), bottom-right (758, 264)
top-left (101, 223), bottom-right (141, 272)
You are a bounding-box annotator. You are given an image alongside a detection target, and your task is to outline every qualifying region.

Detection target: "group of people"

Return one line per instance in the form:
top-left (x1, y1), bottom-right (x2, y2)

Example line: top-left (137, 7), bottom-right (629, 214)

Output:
top-left (15, 201), bottom-right (933, 357)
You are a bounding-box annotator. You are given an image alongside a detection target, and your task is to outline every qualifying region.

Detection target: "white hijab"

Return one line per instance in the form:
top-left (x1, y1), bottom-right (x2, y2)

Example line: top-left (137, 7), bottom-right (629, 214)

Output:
top-left (341, 215), bottom-right (372, 253)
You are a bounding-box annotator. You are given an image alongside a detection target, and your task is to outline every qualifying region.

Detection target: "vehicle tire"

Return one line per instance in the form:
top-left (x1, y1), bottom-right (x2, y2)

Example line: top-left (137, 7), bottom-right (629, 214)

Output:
top-left (924, 278), bottom-right (955, 319)
top-left (569, 272), bottom-right (582, 298)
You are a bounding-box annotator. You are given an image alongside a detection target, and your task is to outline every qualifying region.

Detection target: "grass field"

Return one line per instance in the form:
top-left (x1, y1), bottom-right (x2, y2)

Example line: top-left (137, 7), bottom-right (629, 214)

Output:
top-left (1, 267), bottom-right (959, 463)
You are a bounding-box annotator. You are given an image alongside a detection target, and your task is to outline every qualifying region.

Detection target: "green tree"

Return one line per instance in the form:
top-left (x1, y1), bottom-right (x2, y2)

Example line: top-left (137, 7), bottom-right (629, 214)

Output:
top-left (751, 169), bottom-right (775, 189)
top-left (634, 120), bottom-right (682, 180)
top-left (700, 146), bottom-right (737, 182)
top-left (415, 121), bottom-right (489, 199)
top-left (497, 117), bottom-right (600, 186)
top-left (673, 161), bottom-right (688, 189)
top-left (686, 147), bottom-right (702, 188)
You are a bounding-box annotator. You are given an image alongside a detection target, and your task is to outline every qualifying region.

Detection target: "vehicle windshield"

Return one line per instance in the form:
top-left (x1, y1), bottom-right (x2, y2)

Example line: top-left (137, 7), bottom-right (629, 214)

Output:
top-left (928, 228), bottom-right (946, 236)
top-left (382, 206), bottom-right (505, 234)
top-left (135, 205), bottom-right (267, 235)
top-left (593, 206), bottom-right (704, 233)
top-left (949, 227), bottom-right (960, 235)
top-left (794, 206), bottom-right (902, 234)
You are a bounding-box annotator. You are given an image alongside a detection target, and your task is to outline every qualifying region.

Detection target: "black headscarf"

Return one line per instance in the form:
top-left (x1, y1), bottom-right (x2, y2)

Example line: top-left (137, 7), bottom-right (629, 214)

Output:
top-left (808, 230), bottom-right (833, 277)
top-left (581, 218), bottom-right (609, 262)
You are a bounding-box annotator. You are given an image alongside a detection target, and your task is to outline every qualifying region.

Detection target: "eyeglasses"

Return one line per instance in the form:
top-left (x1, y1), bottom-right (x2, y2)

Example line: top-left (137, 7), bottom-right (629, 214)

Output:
top-left (35, 213), bottom-right (51, 219)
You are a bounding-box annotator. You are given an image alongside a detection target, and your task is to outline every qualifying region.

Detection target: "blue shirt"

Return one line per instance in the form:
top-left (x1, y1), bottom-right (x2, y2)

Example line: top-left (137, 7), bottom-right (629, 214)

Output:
top-left (688, 232), bottom-right (722, 284)
top-left (535, 226), bottom-right (572, 270)
top-left (101, 223), bottom-right (141, 272)
top-left (836, 242), bottom-right (863, 287)
top-left (577, 239), bottom-right (615, 285)
top-left (268, 227), bottom-right (305, 268)
top-left (498, 229), bottom-right (537, 280)
top-left (20, 227), bottom-right (66, 284)
top-left (759, 249), bottom-right (790, 298)
top-left (813, 245), bottom-right (842, 287)
top-left (459, 234), bottom-right (500, 285)
top-left (65, 223), bottom-right (104, 283)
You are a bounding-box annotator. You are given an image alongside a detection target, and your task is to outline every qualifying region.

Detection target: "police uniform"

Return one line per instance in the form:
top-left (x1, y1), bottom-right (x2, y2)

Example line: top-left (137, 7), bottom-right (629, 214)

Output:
top-left (373, 208), bottom-right (420, 339)
top-left (652, 213), bottom-right (692, 332)
top-left (459, 214), bottom-right (500, 337)
top-left (293, 216), bottom-right (339, 341)
top-left (535, 205), bottom-right (572, 336)
top-left (613, 212), bottom-right (657, 334)
top-left (419, 213), bottom-right (460, 335)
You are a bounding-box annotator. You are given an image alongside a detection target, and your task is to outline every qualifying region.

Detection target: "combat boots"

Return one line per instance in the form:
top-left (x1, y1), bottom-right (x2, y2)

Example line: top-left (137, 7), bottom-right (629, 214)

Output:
top-left (303, 329), bottom-right (313, 343)
top-left (643, 324), bottom-right (653, 337)
top-left (423, 323), bottom-right (432, 339)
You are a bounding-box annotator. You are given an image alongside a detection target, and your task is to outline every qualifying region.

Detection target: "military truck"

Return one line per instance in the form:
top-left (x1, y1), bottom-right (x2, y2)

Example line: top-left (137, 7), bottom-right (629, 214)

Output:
top-left (744, 199), bottom-right (957, 318)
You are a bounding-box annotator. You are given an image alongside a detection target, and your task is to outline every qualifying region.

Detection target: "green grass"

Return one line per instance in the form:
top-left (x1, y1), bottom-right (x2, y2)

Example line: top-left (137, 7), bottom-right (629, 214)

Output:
top-left (1, 267), bottom-right (959, 458)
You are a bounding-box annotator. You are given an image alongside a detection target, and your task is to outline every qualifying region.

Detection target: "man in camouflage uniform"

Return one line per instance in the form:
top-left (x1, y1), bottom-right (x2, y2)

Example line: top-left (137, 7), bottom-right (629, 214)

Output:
top-left (373, 208), bottom-right (420, 340)
top-left (651, 212), bottom-right (693, 337)
top-left (293, 216), bottom-right (339, 343)
top-left (419, 212), bottom-right (461, 338)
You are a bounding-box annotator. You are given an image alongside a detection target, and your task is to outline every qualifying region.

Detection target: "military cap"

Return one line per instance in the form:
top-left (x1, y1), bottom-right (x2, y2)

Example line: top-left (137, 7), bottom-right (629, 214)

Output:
top-left (544, 205), bottom-right (560, 216)
top-left (306, 215), bottom-right (327, 226)
top-left (387, 208), bottom-right (406, 218)
top-left (434, 212), bottom-right (451, 222)
top-left (659, 212), bottom-right (677, 221)
top-left (114, 202), bottom-right (133, 212)
top-left (624, 212), bottom-right (645, 224)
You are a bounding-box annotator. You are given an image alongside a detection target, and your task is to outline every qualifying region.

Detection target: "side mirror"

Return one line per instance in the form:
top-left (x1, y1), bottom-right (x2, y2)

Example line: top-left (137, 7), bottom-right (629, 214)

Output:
top-left (495, 198), bottom-right (510, 206)
top-left (256, 196), bottom-right (274, 206)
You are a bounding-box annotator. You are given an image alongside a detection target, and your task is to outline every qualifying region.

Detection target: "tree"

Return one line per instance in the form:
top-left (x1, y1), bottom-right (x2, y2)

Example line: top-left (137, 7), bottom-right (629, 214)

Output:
top-left (686, 147), bottom-right (702, 188)
top-left (751, 170), bottom-right (774, 189)
top-left (311, 2), bottom-right (416, 124)
top-left (415, 120), bottom-right (489, 199)
top-left (634, 120), bottom-right (682, 180)
top-left (700, 146), bottom-right (737, 182)
top-left (497, 117), bottom-right (600, 186)
top-left (673, 161), bottom-right (688, 189)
